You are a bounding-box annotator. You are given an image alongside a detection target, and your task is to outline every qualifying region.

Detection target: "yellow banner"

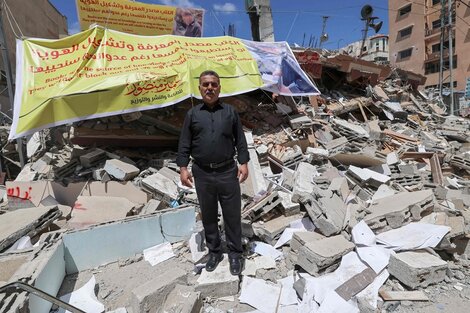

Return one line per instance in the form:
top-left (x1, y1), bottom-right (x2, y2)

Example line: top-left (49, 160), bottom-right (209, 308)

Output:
top-left (76, 0), bottom-right (204, 36)
top-left (9, 26), bottom-right (262, 140)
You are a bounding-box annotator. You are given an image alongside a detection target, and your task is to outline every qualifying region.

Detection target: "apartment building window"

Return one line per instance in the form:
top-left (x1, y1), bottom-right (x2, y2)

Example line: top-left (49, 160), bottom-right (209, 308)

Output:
top-left (399, 4), bottom-right (412, 16)
top-left (432, 19), bottom-right (441, 29)
top-left (398, 48), bottom-right (413, 60)
top-left (432, 0), bottom-right (441, 5)
top-left (425, 56), bottom-right (457, 74)
top-left (399, 26), bottom-right (413, 39)
top-left (431, 39), bottom-right (455, 53)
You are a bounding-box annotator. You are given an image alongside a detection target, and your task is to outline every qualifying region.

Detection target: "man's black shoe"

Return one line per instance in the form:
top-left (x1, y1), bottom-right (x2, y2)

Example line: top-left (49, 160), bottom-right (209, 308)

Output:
top-left (205, 253), bottom-right (223, 272)
top-left (229, 257), bottom-right (244, 275)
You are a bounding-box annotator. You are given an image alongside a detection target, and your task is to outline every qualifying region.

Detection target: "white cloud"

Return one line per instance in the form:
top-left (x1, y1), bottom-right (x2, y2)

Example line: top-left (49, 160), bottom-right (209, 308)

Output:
top-left (213, 2), bottom-right (236, 14)
top-left (159, 0), bottom-right (196, 7)
top-left (68, 21), bottom-right (81, 35)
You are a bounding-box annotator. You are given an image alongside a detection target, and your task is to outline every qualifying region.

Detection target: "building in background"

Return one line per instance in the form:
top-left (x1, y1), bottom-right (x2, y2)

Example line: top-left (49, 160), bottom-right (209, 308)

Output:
top-left (0, 0), bottom-right (67, 117)
top-left (339, 34), bottom-right (389, 64)
top-left (245, 0), bottom-right (274, 42)
top-left (388, 0), bottom-right (470, 92)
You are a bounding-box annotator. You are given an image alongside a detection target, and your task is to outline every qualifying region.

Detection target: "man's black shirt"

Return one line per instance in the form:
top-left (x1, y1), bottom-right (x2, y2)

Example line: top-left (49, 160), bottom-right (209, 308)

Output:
top-left (176, 102), bottom-right (250, 167)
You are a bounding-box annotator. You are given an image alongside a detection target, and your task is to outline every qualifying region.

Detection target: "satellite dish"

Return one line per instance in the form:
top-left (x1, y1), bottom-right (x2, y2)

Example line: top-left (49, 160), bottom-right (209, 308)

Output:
top-left (370, 21), bottom-right (383, 33)
top-left (361, 5), bottom-right (373, 19)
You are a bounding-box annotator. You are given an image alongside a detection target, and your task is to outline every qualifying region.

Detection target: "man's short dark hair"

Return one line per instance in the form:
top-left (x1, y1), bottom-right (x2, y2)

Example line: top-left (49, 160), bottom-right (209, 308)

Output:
top-left (199, 70), bottom-right (220, 84)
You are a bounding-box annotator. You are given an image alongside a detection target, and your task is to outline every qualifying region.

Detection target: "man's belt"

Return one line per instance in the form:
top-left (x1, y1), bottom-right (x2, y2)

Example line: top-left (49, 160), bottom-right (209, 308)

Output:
top-left (196, 159), bottom-right (234, 169)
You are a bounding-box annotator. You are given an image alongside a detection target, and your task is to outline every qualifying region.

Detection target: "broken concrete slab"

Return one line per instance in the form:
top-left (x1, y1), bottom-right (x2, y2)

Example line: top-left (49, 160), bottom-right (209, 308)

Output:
top-left (104, 159), bottom-right (140, 181)
top-left (242, 191), bottom-right (282, 222)
top-left (196, 258), bottom-right (239, 298)
top-left (328, 177), bottom-right (350, 202)
top-left (130, 267), bottom-right (186, 313)
top-left (252, 213), bottom-right (305, 244)
top-left (297, 235), bottom-right (355, 276)
top-left (81, 181), bottom-right (149, 205)
top-left (347, 165), bottom-right (390, 188)
top-left (364, 190), bottom-right (435, 231)
top-left (278, 191), bottom-right (301, 216)
top-left (141, 168), bottom-right (179, 201)
top-left (68, 196), bottom-right (135, 229)
top-left (0, 206), bottom-right (61, 252)
top-left (290, 231), bottom-right (325, 252)
top-left (388, 250), bottom-right (447, 289)
top-left (314, 192), bottom-right (347, 236)
top-left (292, 162), bottom-right (318, 202)
top-left (161, 284), bottom-right (202, 313)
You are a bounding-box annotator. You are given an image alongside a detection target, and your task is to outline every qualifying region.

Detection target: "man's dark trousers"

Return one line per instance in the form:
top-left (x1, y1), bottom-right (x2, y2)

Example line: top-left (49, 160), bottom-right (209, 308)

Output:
top-left (192, 162), bottom-right (243, 259)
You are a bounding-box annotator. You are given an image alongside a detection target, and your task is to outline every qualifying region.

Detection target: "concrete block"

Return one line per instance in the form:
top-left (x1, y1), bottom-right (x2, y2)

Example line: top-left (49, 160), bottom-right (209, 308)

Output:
top-left (367, 119), bottom-right (382, 141)
top-left (141, 168), bottom-right (179, 200)
top-left (104, 159), bottom-right (140, 181)
top-left (246, 148), bottom-right (268, 197)
top-left (328, 177), bottom-right (350, 202)
top-left (388, 251), bottom-right (447, 289)
top-left (332, 118), bottom-right (369, 138)
top-left (386, 152), bottom-right (399, 165)
top-left (162, 284), bottom-right (202, 313)
top-left (290, 114), bottom-right (313, 130)
top-left (79, 148), bottom-right (106, 168)
top-left (278, 191), bottom-right (300, 216)
top-left (290, 231), bottom-right (325, 252)
top-left (140, 199), bottom-right (165, 215)
top-left (252, 213), bottom-right (304, 244)
top-left (196, 258), bottom-right (239, 298)
top-left (347, 166), bottom-right (390, 188)
top-left (297, 235), bottom-right (355, 276)
top-left (292, 162), bottom-right (318, 202)
top-left (315, 193), bottom-right (347, 236)
top-left (130, 267), bottom-right (186, 313)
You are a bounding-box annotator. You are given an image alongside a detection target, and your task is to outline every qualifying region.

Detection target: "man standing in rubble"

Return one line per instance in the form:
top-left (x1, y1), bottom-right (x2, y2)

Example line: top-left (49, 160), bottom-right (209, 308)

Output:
top-left (177, 70), bottom-right (249, 275)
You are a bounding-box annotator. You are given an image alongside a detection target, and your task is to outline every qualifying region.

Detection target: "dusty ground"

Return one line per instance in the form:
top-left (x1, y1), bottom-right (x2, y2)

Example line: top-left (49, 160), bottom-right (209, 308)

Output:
top-left (54, 243), bottom-right (470, 313)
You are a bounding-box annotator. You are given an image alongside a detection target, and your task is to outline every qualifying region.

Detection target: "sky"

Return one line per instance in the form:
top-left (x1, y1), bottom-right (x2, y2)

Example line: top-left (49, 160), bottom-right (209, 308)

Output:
top-left (49, 0), bottom-right (390, 48)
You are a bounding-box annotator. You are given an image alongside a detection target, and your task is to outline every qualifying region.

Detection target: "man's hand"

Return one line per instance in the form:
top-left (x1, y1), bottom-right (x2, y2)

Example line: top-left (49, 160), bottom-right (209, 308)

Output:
top-left (180, 167), bottom-right (193, 188)
top-left (237, 163), bottom-right (249, 183)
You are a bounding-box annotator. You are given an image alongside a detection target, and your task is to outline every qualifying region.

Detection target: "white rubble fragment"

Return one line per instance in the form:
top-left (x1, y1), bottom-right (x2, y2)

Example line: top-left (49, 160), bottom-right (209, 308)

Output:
top-left (317, 291), bottom-right (359, 313)
top-left (143, 242), bottom-right (175, 266)
top-left (239, 277), bottom-right (282, 313)
top-left (351, 220), bottom-right (376, 246)
top-left (189, 231), bottom-right (208, 263)
top-left (252, 241), bottom-right (283, 260)
top-left (376, 223), bottom-right (450, 251)
top-left (58, 276), bottom-right (104, 313)
top-left (356, 270), bottom-right (389, 309)
top-left (277, 275), bottom-right (298, 306)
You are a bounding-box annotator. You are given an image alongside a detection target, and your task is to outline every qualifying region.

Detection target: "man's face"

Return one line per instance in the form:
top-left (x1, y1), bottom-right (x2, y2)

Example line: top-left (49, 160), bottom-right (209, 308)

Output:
top-left (199, 75), bottom-right (221, 106)
top-left (182, 12), bottom-right (194, 25)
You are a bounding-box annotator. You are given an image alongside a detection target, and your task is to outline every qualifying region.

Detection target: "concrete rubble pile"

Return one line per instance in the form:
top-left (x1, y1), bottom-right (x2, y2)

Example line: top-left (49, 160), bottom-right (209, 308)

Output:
top-left (1, 71), bottom-right (470, 313)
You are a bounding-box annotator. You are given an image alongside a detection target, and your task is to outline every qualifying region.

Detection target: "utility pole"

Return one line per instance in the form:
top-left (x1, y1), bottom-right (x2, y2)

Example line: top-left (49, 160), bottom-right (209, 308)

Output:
top-left (448, 0), bottom-right (454, 115)
top-left (318, 16), bottom-right (329, 49)
top-left (438, 0), bottom-right (446, 94)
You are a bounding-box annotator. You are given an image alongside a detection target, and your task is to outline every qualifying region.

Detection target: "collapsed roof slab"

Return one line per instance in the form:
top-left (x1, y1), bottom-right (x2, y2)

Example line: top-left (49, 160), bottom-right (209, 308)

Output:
top-left (0, 206), bottom-right (62, 252)
top-left (0, 207), bottom-right (195, 312)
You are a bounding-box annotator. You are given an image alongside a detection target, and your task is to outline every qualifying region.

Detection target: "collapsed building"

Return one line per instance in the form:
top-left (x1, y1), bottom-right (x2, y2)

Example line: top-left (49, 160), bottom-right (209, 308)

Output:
top-left (0, 47), bottom-right (470, 313)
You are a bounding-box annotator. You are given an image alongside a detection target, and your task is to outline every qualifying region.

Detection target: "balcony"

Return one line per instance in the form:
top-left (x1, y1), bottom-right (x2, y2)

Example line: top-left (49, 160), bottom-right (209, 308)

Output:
top-left (426, 49), bottom-right (450, 61)
top-left (425, 27), bottom-right (441, 38)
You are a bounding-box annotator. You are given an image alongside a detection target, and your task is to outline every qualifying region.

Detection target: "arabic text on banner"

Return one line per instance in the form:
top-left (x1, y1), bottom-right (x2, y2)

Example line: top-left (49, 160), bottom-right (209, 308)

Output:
top-left (9, 26), bottom-right (262, 139)
top-left (76, 0), bottom-right (204, 37)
